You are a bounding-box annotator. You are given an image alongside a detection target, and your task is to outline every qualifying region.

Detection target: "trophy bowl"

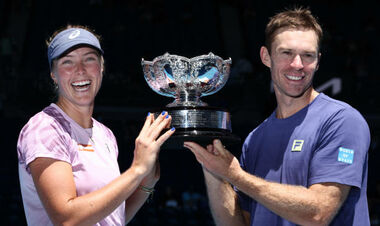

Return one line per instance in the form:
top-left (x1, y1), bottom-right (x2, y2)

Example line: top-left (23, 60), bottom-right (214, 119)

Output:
top-left (142, 52), bottom-right (240, 148)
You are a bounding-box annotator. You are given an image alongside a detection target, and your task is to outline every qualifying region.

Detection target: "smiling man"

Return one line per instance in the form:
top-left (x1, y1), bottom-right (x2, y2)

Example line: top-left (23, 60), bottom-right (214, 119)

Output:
top-left (184, 7), bottom-right (370, 226)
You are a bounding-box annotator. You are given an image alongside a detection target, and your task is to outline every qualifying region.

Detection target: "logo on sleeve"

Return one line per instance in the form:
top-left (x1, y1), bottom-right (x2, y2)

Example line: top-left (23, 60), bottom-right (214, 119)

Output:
top-left (291, 140), bottom-right (304, 152)
top-left (337, 147), bottom-right (354, 164)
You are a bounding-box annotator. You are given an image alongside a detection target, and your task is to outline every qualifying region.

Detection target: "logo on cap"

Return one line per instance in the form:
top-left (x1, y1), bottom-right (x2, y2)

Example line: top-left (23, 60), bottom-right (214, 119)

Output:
top-left (68, 29), bottom-right (81, 39)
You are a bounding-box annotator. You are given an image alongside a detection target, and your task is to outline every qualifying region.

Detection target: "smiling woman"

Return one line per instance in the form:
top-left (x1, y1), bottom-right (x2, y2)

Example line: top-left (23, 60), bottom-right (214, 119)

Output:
top-left (51, 46), bottom-right (103, 127)
top-left (16, 25), bottom-right (175, 226)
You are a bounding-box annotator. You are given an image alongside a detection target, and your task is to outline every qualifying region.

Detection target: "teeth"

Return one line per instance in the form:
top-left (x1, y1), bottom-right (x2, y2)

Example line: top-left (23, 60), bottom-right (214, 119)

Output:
top-left (72, 80), bottom-right (91, 86)
top-left (74, 86), bottom-right (90, 91)
top-left (286, 75), bottom-right (303, 81)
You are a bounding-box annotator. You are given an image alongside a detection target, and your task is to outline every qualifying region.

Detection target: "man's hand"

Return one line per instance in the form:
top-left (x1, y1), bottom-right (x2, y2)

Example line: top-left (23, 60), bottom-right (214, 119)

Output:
top-left (184, 139), bottom-right (242, 183)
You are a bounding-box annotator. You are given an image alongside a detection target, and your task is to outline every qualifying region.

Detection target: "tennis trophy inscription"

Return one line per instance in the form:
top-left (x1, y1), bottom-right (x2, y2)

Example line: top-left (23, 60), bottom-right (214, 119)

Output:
top-left (141, 52), bottom-right (240, 146)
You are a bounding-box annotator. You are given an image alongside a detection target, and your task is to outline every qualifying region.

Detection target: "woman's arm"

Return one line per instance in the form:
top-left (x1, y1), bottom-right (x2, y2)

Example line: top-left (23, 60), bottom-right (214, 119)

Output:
top-left (30, 112), bottom-right (174, 225)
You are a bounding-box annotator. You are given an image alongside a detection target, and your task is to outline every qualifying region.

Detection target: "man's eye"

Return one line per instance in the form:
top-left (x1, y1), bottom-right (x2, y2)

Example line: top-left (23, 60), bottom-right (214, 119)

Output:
top-left (304, 54), bottom-right (314, 58)
top-left (280, 52), bottom-right (293, 59)
top-left (302, 54), bottom-right (317, 62)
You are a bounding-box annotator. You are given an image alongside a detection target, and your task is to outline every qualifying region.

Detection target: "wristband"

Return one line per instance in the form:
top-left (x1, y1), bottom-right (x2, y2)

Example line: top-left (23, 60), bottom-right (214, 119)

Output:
top-left (139, 185), bottom-right (155, 202)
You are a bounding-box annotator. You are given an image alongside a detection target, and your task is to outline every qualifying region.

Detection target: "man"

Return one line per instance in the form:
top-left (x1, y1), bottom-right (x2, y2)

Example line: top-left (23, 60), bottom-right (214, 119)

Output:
top-left (184, 7), bottom-right (370, 226)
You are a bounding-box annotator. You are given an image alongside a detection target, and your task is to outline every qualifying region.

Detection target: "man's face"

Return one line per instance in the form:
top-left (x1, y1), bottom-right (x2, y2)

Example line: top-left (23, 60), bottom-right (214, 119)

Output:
top-left (261, 29), bottom-right (320, 99)
top-left (51, 46), bottom-right (103, 107)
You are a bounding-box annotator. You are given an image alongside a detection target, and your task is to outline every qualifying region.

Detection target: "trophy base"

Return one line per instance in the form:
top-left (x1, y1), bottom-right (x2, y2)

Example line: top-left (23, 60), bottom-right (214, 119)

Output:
top-left (155, 106), bottom-right (241, 149)
top-left (169, 128), bottom-right (241, 148)
top-left (160, 128), bottom-right (241, 150)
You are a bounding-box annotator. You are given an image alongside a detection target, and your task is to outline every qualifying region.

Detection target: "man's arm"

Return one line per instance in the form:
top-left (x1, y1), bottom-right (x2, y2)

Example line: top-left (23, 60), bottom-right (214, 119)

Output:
top-left (233, 168), bottom-right (350, 225)
top-left (184, 140), bottom-right (350, 226)
top-left (203, 168), bottom-right (250, 226)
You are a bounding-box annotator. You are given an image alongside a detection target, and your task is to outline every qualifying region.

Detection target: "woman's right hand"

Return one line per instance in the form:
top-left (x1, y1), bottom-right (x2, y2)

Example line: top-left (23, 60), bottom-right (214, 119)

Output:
top-left (131, 111), bottom-right (175, 176)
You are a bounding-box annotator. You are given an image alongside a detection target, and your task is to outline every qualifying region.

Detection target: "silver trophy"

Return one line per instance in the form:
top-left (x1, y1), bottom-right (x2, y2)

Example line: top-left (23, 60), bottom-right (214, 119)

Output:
top-left (142, 52), bottom-right (240, 146)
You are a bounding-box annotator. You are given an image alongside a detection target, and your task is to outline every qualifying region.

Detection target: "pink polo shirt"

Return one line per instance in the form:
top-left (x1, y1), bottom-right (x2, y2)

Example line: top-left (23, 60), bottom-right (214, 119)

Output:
top-left (17, 104), bottom-right (125, 225)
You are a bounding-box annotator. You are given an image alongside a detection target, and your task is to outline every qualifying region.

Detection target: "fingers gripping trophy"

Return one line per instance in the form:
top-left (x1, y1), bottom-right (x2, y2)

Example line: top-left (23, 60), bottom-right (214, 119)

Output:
top-left (142, 52), bottom-right (240, 147)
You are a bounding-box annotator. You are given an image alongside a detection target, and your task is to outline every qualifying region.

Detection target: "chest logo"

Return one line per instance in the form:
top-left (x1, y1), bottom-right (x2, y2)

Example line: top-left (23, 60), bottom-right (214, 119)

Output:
top-left (291, 140), bottom-right (304, 152)
top-left (78, 143), bottom-right (94, 152)
top-left (337, 147), bottom-right (354, 164)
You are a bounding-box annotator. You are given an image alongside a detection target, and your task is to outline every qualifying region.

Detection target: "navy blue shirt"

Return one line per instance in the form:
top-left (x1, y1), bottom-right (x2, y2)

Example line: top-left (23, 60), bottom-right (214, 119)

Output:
top-left (238, 93), bottom-right (370, 225)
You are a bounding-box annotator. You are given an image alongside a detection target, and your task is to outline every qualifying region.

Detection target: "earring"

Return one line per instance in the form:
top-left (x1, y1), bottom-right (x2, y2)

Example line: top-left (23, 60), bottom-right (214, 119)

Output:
top-left (54, 81), bottom-right (58, 90)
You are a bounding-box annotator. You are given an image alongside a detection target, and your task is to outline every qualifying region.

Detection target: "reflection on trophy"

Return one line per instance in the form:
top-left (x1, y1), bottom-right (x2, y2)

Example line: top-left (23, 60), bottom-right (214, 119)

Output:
top-left (141, 52), bottom-right (240, 146)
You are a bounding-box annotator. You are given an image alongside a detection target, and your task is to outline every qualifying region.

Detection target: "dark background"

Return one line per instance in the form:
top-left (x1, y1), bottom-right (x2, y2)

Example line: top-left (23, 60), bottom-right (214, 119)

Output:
top-left (1, 0), bottom-right (379, 225)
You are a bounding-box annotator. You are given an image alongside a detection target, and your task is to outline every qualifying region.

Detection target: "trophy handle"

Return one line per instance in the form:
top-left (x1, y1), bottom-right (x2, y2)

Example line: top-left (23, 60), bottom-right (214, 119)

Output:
top-left (197, 56), bottom-right (232, 97)
top-left (142, 59), bottom-right (173, 98)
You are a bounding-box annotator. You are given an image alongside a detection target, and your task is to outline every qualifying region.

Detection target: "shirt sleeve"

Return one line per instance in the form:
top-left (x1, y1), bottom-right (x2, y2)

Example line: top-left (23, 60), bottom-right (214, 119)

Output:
top-left (17, 113), bottom-right (73, 171)
top-left (308, 108), bottom-right (370, 188)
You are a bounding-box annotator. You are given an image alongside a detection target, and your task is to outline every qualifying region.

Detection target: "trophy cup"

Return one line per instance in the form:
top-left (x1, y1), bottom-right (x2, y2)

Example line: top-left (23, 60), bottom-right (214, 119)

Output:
top-left (141, 52), bottom-right (240, 147)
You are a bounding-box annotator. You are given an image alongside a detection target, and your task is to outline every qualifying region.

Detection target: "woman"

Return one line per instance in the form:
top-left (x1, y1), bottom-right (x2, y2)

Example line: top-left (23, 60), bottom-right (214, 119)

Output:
top-left (17, 25), bottom-right (175, 225)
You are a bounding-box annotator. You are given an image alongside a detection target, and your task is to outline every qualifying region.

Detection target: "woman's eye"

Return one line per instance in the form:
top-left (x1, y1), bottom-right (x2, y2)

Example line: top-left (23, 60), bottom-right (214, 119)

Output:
top-left (61, 60), bottom-right (72, 65)
top-left (84, 56), bottom-right (99, 63)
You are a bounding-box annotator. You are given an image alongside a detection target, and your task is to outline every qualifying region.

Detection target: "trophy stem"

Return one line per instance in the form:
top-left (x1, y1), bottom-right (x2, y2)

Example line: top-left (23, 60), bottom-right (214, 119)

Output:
top-left (167, 90), bottom-right (207, 107)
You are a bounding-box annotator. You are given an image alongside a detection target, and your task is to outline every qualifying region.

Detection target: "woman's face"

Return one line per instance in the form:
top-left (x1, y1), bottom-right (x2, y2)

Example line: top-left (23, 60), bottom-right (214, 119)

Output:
top-left (51, 46), bottom-right (103, 108)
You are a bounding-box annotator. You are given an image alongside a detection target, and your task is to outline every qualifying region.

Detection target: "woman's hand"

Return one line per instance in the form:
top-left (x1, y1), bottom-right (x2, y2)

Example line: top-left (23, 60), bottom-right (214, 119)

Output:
top-left (131, 111), bottom-right (175, 177)
top-left (140, 159), bottom-right (160, 188)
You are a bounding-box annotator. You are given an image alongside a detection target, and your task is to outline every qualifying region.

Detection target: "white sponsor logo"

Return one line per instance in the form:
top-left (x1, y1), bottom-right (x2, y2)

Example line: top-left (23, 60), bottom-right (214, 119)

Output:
top-left (68, 29), bottom-right (81, 39)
